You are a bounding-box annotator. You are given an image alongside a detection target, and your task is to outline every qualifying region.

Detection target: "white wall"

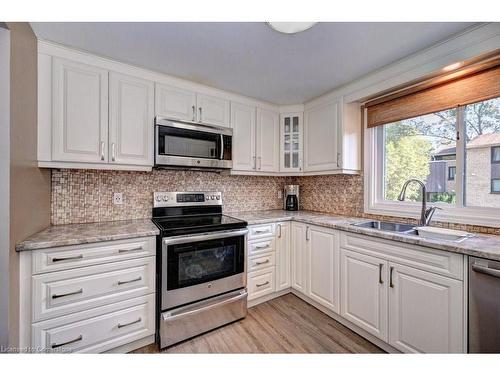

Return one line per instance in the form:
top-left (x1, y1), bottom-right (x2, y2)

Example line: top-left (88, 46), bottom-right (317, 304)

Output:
top-left (0, 26), bottom-right (10, 348)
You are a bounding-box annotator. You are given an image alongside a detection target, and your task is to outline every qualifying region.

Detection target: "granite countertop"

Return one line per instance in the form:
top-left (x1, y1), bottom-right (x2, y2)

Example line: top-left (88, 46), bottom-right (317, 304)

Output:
top-left (16, 219), bottom-right (160, 251)
top-left (227, 210), bottom-right (500, 261)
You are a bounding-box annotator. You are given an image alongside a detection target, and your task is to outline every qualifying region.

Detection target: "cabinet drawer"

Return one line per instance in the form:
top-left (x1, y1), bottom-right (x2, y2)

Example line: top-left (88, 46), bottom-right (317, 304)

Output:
top-left (32, 294), bottom-right (155, 353)
top-left (248, 224), bottom-right (275, 239)
top-left (340, 232), bottom-right (463, 280)
top-left (248, 253), bottom-right (276, 272)
top-left (247, 267), bottom-right (275, 300)
top-left (248, 238), bottom-right (275, 257)
top-left (32, 237), bottom-right (156, 274)
top-left (32, 257), bottom-right (155, 322)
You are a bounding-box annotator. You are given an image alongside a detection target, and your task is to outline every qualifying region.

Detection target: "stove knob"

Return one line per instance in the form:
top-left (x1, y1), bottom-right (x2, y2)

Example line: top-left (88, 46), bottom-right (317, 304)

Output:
top-left (162, 196), bottom-right (167, 202)
top-left (210, 195), bottom-right (215, 200)
top-left (216, 195), bottom-right (220, 200)
top-left (165, 196), bottom-right (169, 201)
top-left (155, 196), bottom-right (161, 202)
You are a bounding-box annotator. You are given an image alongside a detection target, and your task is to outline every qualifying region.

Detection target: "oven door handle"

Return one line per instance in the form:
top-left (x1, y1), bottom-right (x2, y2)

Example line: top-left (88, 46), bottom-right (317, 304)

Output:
top-left (162, 289), bottom-right (247, 322)
top-left (163, 228), bottom-right (248, 246)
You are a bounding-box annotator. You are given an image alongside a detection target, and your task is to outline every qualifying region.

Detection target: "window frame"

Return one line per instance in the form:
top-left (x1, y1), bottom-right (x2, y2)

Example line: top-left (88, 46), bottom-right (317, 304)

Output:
top-left (491, 179), bottom-right (500, 194)
top-left (364, 106), bottom-right (500, 228)
top-left (491, 146), bottom-right (500, 164)
top-left (448, 166), bottom-right (456, 181)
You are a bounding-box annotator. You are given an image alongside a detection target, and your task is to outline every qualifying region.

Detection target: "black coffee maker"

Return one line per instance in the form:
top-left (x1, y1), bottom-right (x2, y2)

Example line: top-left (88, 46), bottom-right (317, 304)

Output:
top-left (284, 185), bottom-right (299, 211)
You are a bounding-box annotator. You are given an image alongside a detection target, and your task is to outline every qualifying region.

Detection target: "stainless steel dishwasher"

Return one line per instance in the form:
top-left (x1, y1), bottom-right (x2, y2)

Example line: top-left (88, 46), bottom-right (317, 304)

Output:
top-left (469, 256), bottom-right (500, 353)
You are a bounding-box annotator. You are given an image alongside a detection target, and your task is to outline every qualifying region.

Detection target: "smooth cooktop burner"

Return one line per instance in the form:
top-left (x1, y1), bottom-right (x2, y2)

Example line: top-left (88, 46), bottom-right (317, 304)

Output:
top-left (153, 214), bottom-right (247, 236)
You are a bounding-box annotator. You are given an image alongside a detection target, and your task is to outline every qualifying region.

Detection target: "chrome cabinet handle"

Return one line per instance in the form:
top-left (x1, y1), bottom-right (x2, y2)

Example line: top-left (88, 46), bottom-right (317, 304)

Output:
top-left (51, 335), bottom-right (83, 349)
top-left (255, 259), bottom-right (270, 265)
top-left (253, 156), bottom-right (256, 169)
top-left (253, 229), bottom-right (268, 234)
top-left (472, 264), bottom-right (500, 279)
top-left (336, 152), bottom-right (341, 168)
top-left (117, 277), bottom-right (142, 286)
top-left (51, 254), bottom-right (83, 263)
top-left (254, 244), bottom-right (270, 250)
top-left (278, 224), bottom-right (282, 238)
top-left (256, 281), bottom-right (270, 288)
top-left (192, 105), bottom-right (196, 121)
top-left (306, 226), bottom-right (310, 241)
top-left (199, 107), bottom-right (202, 123)
top-left (258, 156), bottom-right (262, 170)
top-left (52, 288), bottom-right (83, 299)
top-left (379, 264), bottom-right (383, 284)
top-left (111, 143), bottom-right (116, 162)
top-left (118, 247), bottom-right (143, 253)
top-left (389, 266), bottom-right (394, 288)
top-left (100, 141), bottom-right (105, 161)
top-left (117, 317), bottom-right (142, 329)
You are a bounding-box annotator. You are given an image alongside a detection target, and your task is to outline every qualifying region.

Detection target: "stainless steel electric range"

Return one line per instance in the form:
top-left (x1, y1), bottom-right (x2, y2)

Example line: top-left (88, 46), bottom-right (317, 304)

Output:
top-left (152, 191), bottom-right (248, 348)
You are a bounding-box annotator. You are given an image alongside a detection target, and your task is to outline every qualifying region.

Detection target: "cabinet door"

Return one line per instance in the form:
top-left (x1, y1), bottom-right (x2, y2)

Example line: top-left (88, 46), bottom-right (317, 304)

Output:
top-left (388, 263), bottom-right (464, 353)
top-left (306, 226), bottom-right (340, 313)
top-left (231, 102), bottom-right (256, 171)
top-left (291, 222), bottom-right (307, 293)
top-left (52, 58), bottom-right (108, 163)
top-left (276, 222), bottom-right (291, 291)
top-left (256, 108), bottom-right (279, 172)
top-left (280, 113), bottom-right (303, 172)
top-left (340, 249), bottom-right (388, 341)
top-left (155, 83), bottom-right (196, 122)
top-left (197, 94), bottom-right (230, 127)
top-left (304, 100), bottom-right (339, 172)
top-left (109, 72), bottom-right (154, 166)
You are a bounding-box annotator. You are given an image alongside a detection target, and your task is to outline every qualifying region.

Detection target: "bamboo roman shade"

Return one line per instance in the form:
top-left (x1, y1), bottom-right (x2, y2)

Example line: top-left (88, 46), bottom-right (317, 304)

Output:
top-left (366, 64), bottom-right (500, 128)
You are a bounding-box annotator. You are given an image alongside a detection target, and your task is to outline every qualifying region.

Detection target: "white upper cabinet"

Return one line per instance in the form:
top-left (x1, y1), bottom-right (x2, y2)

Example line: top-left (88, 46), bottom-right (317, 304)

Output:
top-left (304, 100), bottom-right (339, 172)
top-left (340, 249), bottom-right (388, 341)
top-left (52, 58), bottom-right (109, 163)
top-left (256, 108), bottom-right (279, 172)
top-left (306, 226), bottom-right (340, 313)
top-left (109, 72), bottom-right (154, 166)
top-left (231, 102), bottom-right (256, 171)
top-left (388, 263), bottom-right (464, 353)
top-left (155, 84), bottom-right (196, 122)
top-left (280, 113), bottom-right (303, 172)
top-left (196, 94), bottom-right (230, 128)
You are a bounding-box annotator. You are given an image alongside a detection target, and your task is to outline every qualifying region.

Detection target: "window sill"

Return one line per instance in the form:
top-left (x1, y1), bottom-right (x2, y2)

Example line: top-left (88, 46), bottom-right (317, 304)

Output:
top-left (365, 201), bottom-right (500, 229)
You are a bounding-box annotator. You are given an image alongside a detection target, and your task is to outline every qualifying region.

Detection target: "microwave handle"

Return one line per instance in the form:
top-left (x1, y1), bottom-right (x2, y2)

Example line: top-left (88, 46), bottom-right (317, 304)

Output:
top-left (219, 134), bottom-right (224, 160)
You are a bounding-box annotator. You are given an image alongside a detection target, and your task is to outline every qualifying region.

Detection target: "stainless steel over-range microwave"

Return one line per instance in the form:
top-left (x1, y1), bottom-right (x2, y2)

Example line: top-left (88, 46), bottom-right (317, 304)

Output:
top-left (154, 117), bottom-right (233, 169)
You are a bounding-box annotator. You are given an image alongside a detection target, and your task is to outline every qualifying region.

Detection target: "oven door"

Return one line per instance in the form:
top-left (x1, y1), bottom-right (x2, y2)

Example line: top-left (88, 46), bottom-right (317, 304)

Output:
top-left (155, 120), bottom-right (232, 169)
top-left (161, 229), bottom-right (247, 310)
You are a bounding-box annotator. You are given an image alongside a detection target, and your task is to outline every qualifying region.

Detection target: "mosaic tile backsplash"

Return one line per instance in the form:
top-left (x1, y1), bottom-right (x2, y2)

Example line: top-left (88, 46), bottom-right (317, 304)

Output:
top-left (51, 169), bottom-right (500, 235)
top-left (51, 169), bottom-right (289, 225)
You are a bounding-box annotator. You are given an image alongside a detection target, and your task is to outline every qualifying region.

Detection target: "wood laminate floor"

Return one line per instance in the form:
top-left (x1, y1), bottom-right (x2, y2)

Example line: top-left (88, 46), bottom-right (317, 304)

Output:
top-left (132, 294), bottom-right (385, 354)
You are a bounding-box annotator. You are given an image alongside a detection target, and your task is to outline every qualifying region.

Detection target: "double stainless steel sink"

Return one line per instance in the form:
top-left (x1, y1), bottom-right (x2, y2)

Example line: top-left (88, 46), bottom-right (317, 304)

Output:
top-left (351, 220), bottom-right (473, 242)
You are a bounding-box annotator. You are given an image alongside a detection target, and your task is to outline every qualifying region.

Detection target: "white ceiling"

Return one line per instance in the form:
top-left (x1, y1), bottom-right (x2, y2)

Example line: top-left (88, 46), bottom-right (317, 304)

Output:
top-left (30, 22), bottom-right (474, 105)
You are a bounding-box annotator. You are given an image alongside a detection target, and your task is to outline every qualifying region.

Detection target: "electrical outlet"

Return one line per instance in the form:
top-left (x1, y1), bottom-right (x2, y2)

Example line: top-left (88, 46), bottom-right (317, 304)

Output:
top-left (113, 192), bottom-right (123, 205)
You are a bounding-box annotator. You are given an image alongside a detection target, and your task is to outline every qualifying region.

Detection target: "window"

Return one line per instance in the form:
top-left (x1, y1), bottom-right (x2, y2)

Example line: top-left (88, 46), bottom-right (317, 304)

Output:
top-left (366, 96), bottom-right (500, 226)
top-left (492, 179), bottom-right (500, 194)
top-left (492, 146), bottom-right (500, 163)
top-left (448, 166), bottom-right (456, 181)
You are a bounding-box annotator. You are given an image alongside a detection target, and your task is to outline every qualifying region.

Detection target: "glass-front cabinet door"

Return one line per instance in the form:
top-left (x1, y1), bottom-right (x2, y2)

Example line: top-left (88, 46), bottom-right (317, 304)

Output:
top-left (280, 113), bottom-right (303, 172)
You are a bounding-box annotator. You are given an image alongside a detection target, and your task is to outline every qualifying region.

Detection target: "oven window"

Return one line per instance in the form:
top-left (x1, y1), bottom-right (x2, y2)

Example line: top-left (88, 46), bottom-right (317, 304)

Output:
top-left (167, 235), bottom-right (244, 290)
top-left (158, 126), bottom-right (220, 159)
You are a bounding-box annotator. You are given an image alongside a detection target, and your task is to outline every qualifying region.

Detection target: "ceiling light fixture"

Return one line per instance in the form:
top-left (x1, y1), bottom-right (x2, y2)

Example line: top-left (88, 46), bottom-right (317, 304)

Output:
top-left (267, 22), bottom-right (317, 34)
top-left (443, 62), bottom-right (463, 72)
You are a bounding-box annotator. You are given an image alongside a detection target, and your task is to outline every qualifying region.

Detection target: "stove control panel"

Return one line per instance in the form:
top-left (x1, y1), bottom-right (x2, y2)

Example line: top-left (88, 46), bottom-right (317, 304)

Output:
top-left (153, 192), bottom-right (222, 207)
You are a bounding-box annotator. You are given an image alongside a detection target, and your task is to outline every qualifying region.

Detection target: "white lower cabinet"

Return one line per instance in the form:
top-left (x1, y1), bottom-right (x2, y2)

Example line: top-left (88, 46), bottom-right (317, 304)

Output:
top-left (291, 222), bottom-right (307, 293)
top-left (276, 222), bottom-right (291, 291)
top-left (306, 226), bottom-right (340, 313)
top-left (340, 249), bottom-right (388, 341)
top-left (388, 263), bottom-right (464, 353)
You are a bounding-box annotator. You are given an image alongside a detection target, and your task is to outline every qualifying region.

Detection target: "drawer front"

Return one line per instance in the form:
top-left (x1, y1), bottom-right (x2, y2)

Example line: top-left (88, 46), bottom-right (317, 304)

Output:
top-left (32, 294), bottom-right (155, 353)
top-left (32, 237), bottom-right (156, 274)
top-left (248, 223), bottom-right (275, 239)
top-left (340, 232), bottom-right (463, 280)
top-left (248, 253), bottom-right (276, 272)
top-left (247, 267), bottom-right (275, 300)
top-left (33, 257), bottom-right (155, 322)
top-left (248, 238), bottom-right (276, 257)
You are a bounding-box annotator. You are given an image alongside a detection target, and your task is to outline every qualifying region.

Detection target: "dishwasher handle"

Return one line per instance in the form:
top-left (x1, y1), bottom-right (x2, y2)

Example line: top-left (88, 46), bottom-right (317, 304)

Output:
top-left (472, 263), bottom-right (500, 279)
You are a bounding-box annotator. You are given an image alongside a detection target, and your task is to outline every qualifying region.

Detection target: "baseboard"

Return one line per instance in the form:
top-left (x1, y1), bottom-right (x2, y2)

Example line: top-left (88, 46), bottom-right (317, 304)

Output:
top-left (105, 334), bottom-right (156, 354)
top-left (290, 290), bottom-right (398, 353)
top-left (248, 288), bottom-right (291, 308)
